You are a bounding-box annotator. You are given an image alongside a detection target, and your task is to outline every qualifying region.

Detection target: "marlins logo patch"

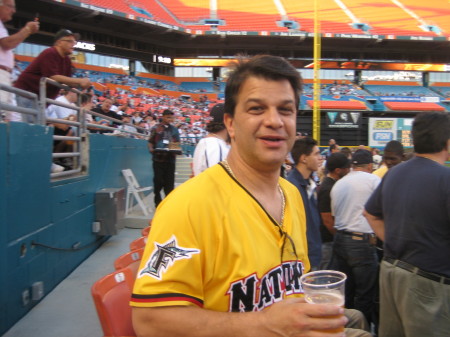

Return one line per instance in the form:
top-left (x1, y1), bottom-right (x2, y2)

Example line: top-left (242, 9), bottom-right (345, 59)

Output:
top-left (139, 236), bottom-right (199, 280)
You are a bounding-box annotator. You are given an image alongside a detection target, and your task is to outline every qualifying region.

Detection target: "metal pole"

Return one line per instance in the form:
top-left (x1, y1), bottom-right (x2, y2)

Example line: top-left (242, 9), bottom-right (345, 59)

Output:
top-left (313, 0), bottom-right (321, 143)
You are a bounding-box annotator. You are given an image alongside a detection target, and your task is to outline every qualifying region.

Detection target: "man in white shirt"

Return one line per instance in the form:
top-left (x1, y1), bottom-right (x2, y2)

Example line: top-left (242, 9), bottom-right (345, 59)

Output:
top-left (192, 103), bottom-right (229, 176)
top-left (46, 90), bottom-right (77, 120)
top-left (0, 0), bottom-right (39, 121)
top-left (330, 149), bottom-right (381, 331)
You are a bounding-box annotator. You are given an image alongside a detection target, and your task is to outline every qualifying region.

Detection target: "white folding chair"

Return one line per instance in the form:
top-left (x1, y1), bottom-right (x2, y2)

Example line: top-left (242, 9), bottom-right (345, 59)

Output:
top-left (121, 169), bottom-right (153, 216)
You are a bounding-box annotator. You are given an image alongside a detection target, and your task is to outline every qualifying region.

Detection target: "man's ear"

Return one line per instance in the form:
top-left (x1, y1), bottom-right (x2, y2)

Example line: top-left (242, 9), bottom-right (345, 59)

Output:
top-left (223, 113), bottom-right (234, 140)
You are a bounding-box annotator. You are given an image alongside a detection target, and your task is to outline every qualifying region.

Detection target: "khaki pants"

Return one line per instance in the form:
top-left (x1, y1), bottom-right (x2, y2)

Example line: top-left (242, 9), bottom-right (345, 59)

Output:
top-left (379, 260), bottom-right (450, 337)
top-left (0, 69), bottom-right (21, 122)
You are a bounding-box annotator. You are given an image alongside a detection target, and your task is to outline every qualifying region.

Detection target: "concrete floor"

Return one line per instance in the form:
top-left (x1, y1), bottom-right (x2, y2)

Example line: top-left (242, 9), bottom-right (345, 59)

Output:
top-left (3, 226), bottom-right (144, 337)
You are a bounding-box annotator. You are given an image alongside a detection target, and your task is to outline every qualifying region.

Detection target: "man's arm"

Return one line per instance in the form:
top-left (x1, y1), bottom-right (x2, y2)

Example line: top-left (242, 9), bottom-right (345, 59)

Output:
top-left (132, 299), bottom-right (347, 337)
top-left (49, 75), bottom-right (91, 89)
top-left (148, 141), bottom-right (155, 154)
top-left (363, 210), bottom-right (385, 241)
top-left (0, 21), bottom-right (39, 50)
top-left (319, 212), bottom-right (336, 235)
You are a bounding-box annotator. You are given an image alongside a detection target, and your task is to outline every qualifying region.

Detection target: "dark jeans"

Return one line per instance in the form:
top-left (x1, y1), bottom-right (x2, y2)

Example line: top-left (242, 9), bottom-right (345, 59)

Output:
top-left (329, 231), bottom-right (379, 328)
top-left (153, 160), bottom-right (175, 208)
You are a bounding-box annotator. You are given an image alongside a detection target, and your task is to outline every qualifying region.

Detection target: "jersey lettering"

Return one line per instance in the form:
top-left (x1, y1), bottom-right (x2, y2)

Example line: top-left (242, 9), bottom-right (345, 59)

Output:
top-left (227, 261), bottom-right (304, 312)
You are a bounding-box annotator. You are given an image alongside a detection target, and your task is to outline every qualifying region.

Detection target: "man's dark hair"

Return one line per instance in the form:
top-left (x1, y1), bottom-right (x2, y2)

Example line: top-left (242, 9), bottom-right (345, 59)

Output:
top-left (384, 140), bottom-right (404, 156)
top-left (340, 147), bottom-right (352, 158)
top-left (224, 55), bottom-right (303, 117)
top-left (291, 137), bottom-right (317, 165)
top-left (80, 93), bottom-right (92, 106)
top-left (326, 152), bottom-right (351, 172)
top-left (412, 112), bottom-right (450, 154)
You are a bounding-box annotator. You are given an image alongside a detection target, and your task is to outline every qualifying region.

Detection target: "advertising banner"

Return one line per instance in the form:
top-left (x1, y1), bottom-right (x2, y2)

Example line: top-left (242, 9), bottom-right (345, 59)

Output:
top-left (369, 118), bottom-right (414, 147)
top-left (326, 112), bottom-right (361, 129)
top-left (368, 118), bottom-right (397, 147)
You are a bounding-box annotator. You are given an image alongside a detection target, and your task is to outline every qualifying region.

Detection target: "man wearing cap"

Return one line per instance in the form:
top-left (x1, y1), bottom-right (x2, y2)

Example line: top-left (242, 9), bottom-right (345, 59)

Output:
top-left (0, 0), bottom-right (39, 121)
top-left (317, 152), bottom-right (351, 269)
top-left (329, 149), bottom-right (381, 329)
top-left (148, 109), bottom-right (181, 208)
top-left (192, 103), bottom-right (229, 176)
top-left (14, 28), bottom-right (91, 121)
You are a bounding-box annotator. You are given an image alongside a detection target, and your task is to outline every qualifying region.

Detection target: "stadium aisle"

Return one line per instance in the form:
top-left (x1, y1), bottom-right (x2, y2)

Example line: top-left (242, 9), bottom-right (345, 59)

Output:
top-left (3, 227), bottom-right (144, 337)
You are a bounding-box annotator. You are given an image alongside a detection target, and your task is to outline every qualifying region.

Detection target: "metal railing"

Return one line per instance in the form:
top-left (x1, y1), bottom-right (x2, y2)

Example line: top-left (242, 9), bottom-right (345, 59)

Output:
top-left (1, 78), bottom-right (151, 180)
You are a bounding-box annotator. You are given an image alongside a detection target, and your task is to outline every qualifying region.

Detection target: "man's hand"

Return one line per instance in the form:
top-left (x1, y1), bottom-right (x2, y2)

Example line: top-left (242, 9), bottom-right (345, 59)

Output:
top-left (78, 78), bottom-right (92, 89)
top-left (260, 297), bottom-right (347, 336)
top-left (24, 21), bottom-right (39, 34)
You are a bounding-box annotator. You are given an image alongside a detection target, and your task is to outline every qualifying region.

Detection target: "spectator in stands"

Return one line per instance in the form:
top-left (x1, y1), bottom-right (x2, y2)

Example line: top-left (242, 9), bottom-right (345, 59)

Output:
top-left (329, 149), bottom-right (381, 328)
top-left (117, 114), bottom-right (137, 137)
top-left (46, 90), bottom-right (77, 120)
top-left (14, 29), bottom-right (91, 122)
top-left (131, 54), bottom-right (356, 337)
top-left (373, 140), bottom-right (404, 178)
top-left (0, 0), bottom-right (39, 122)
top-left (148, 109), bottom-right (181, 208)
top-left (192, 103), bottom-right (229, 176)
top-left (91, 97), bottom-right (123, 129)
top-left (317, 152), bottom-right (351, 269)
top-left (287, 137), bottom-right (323, 270)
top-left (364, 112), bottom-right (450, 337)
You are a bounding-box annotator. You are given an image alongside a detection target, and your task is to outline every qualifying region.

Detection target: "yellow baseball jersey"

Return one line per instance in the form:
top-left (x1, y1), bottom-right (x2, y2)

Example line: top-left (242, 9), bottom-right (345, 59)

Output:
top-left (131, 163), bottom-right (309, 312)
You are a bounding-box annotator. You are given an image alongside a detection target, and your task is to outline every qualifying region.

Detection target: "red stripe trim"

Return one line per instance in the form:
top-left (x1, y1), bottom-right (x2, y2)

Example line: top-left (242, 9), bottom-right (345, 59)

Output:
top-left (132, 296), bottom-right (203, 307)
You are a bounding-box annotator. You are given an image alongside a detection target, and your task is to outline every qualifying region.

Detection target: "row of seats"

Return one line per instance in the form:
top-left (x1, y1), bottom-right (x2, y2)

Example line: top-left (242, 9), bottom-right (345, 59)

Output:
top-left (80, 0), bottom-right (448, 36)
top-left (91, 222), bottom-right (151, 337)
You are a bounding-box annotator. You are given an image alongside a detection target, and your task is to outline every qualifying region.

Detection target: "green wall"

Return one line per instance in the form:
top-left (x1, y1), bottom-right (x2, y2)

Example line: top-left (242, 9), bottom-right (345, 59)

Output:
top-left (0, 122), bottom-right (152, 334)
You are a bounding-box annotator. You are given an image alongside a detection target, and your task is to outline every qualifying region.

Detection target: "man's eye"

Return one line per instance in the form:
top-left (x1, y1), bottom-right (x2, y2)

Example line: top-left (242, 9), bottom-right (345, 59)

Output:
top-left (249, 106), bottom-right (263, 113)
top-left (279, 107), bottom-right (295, 114)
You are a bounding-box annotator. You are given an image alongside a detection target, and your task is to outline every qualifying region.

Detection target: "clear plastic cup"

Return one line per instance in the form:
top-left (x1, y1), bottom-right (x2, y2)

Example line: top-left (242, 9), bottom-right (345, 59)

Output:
top-left (300, 270), bottom-right (347, 333)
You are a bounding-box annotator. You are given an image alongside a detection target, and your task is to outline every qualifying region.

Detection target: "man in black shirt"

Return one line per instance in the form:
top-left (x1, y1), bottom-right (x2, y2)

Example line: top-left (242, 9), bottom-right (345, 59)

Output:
top-left (317, 152), bottom-right (350, 269)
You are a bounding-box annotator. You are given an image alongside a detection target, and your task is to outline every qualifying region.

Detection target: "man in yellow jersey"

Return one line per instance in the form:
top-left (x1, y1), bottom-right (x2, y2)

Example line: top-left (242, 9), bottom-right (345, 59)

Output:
top-left (131, 55), bottom-right (349, 336)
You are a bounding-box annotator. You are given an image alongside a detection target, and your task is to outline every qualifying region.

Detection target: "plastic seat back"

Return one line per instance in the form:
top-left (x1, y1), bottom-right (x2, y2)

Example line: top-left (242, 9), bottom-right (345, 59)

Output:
top-left (114, 248), bottom-right (145, 279)
top-left (129, 236), bottom-right (147, 251)
top-left (91, 267), bottom-right (136, 337)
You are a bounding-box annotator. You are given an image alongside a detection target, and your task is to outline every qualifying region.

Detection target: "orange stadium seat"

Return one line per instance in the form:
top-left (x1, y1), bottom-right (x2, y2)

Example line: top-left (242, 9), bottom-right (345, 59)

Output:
top-left (129, 236), bottom-right (147, 251)
top-left (114, 248), bottom-right (145, 280)
top-left (91, 267), bottom-right (136, 337)
top-left (307, 100), bottom-right (367, 110)
top-left (383, 102), bottom-right (446, 111)
top-left (141, 225), bottom-right (151, 237)
top-left (72, 0), bottom-right (450, 37)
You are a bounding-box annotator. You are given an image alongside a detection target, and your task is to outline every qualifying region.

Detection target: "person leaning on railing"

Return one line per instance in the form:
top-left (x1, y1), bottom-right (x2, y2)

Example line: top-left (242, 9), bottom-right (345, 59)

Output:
top-left (14, 28), bottom-right (91, 122)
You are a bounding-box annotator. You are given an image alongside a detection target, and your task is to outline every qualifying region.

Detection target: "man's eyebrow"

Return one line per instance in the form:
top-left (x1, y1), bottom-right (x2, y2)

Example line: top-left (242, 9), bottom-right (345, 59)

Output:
top-left (244, 98), bottom-right (295, 105)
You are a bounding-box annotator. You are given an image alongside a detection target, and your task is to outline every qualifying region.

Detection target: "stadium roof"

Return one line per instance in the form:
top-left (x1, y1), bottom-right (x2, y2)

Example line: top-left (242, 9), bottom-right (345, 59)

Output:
top-left (10, 0), bottom-right (450, 64)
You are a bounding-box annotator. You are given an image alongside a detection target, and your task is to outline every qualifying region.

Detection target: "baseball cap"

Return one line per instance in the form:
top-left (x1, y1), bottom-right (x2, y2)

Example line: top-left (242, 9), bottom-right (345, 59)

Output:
top-left (326, 152), bottom-right (351, 172)
top-left (352, 149), bottom-right (373, 165)
top-left (209, 103), bottom-right (225, 124)
top-left (162, 109), bottom-right (174, 116)
top-left (54, 29), bottom-right (80, 42)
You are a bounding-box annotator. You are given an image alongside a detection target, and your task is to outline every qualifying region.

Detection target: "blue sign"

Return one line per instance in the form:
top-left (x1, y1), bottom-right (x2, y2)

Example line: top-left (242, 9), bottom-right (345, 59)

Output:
top-left (373, 132), bottom-right (394, 141)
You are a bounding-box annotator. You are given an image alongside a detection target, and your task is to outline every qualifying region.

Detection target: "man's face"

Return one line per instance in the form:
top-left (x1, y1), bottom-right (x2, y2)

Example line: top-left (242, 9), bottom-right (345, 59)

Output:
top-left (55, 35), bottom-right (77, 56)
top-left (336, 167), bottom-right (350, 179)
top-left (383, 151), bottom-right (403, 169)
top-left (224, 76), bottom-right (297, 171)
top-left (102, 99), bottom-right (112, 112)
top-left (162, 114), bottom-right (174, 124)
top-left (66, 91), bottom-right (77, 103)
top-left (303, 145), bottom-right (323, 173)
top-left (0, 0), bottom-right (15, 22)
